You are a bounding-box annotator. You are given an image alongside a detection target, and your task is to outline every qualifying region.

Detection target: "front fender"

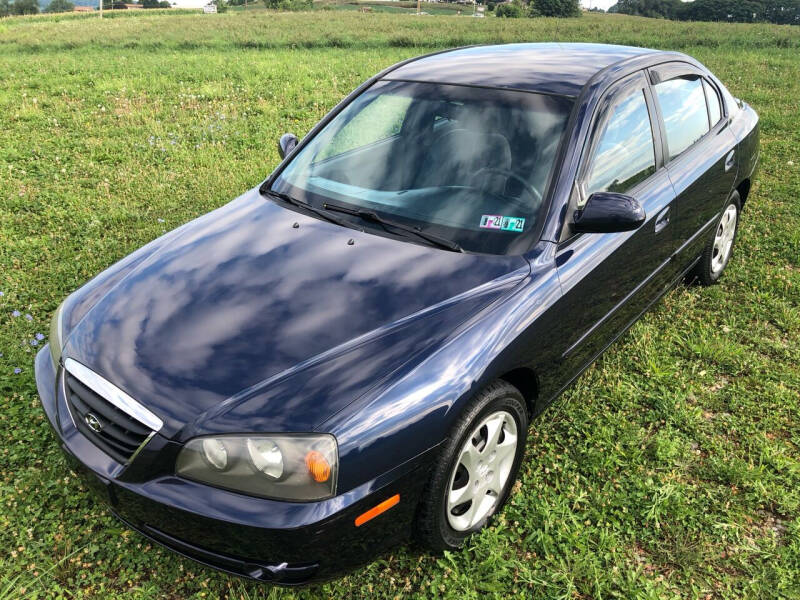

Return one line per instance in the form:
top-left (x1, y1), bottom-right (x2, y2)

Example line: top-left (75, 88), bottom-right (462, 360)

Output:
top-left (324, 243), bottom-right (563, 493)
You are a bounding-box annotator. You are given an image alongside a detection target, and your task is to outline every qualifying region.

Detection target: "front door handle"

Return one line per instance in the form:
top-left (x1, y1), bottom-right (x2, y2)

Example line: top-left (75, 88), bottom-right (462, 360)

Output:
top-left (725, 150), bottom-right (736, 172)
top-left (655, 207), bottom-right (670, 233)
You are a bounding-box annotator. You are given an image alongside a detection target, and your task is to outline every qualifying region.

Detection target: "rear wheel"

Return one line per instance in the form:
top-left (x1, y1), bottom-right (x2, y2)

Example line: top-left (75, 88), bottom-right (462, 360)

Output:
top-left (416, 380), bottom-right (528, 550)
top-left (693, 192), bottom-right (741, 286)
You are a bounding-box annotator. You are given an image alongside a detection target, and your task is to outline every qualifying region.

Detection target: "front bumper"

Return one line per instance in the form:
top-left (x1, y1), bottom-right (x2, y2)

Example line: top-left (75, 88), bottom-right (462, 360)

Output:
top-left (35, 347), bottom-right (432, 584)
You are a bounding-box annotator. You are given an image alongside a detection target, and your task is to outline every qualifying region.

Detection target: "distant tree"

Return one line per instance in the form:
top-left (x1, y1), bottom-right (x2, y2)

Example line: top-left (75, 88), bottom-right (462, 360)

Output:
top-left (533, 0), bottom-right (580, 17)
top-left (495, 0), bottom-right (523, 17)
top-left (262, 0), bottom-right (309, 9)
top-left (607, 0), bottom-right (682, 18)
top-left (486, 0), bottom-right (495, 10)
top-left (762, 0), bottom-right (800, 24)
top-left (12, 0), bottom-right (39, 13)
top-left (0, 0), bottom-right (10, 16)
top-left (610, 0), bottom-right (800, 24)
top-left (141, 0), bottom-right (158, 6)
top-left (677, 0), bottom-right (749, 22)
top-left (45, 0), bottom-right (74, 10)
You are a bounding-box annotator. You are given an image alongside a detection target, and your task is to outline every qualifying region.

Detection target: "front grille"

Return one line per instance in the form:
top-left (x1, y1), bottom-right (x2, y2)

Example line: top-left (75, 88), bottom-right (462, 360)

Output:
top-left (65, 372), bottom-right (152, 464)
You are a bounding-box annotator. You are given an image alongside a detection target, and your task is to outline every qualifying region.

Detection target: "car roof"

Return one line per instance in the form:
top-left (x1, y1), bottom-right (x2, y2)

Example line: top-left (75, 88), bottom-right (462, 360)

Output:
top-left (384, 43), bottom-right (661, 98)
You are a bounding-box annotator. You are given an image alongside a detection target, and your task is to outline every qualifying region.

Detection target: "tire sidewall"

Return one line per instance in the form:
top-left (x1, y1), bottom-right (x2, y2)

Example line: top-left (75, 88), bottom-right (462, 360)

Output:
top-left (702, 192), bottom-right (742, 284)
top-left (433, 386), bottom-right (528, 548)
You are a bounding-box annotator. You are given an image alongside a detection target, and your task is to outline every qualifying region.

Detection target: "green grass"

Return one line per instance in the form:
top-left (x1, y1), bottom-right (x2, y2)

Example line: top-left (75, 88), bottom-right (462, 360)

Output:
top-left (1, 9), bottom-right (799, 600)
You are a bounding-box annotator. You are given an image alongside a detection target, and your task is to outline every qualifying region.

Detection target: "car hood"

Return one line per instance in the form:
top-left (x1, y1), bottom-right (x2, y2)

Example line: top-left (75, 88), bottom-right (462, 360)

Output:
top-left (64, 189), bottom-right (529, 437)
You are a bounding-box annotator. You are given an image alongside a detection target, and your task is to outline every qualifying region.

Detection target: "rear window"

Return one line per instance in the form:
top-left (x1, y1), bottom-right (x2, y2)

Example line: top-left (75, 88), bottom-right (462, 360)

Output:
top-left (655, 76), bottom-right (710, 159)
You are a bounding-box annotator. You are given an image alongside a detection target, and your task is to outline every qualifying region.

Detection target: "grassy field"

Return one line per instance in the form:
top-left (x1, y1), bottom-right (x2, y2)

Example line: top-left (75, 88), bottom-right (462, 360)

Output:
top-left (1, 9), bottom-right (799, 600)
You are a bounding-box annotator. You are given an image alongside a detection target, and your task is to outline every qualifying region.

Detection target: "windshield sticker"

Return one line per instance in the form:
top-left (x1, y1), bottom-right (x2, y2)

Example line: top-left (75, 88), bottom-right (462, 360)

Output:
top-left (480, 215), bottom-right (525, 232)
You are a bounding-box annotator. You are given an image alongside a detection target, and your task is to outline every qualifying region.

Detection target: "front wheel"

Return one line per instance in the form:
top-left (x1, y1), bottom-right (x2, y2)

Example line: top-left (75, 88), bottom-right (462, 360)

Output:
top-left (693, 191), bottom-right (741, 286)
top-left (416, 380), bottom-right (528, 550)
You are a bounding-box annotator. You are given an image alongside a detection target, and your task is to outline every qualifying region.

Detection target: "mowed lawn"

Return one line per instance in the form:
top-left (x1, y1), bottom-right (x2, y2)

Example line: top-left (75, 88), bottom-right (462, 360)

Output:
top-left (1, 10), bottom-right (799, 600)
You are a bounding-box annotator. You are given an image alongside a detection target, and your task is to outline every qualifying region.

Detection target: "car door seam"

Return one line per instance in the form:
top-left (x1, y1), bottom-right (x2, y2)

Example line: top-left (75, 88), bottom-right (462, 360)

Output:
top-left (672, 211), bottom-right (720, 260)
top-left (561, 253), bottom-right (673, 359)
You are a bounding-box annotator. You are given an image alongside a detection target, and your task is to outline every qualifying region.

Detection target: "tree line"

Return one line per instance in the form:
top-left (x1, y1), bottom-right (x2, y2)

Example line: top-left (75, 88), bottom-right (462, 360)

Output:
top-left (0, 0), bottom-right (172, 15)
top-left (0, 0), bottom-right (41, 14)
top-left (608, 0), bottom-right (800, 25)
top-left (494, 0), bottom-right (581, 18)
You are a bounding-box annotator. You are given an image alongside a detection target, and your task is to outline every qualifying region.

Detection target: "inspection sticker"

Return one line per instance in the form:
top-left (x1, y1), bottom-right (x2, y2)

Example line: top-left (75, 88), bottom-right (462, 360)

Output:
top-left (480, 215), bottom-right (526, 232)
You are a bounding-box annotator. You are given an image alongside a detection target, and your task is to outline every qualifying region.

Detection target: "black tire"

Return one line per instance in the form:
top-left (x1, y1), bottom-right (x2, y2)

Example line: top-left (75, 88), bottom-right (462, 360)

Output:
top-left (693, 191), bottom-right (741, 286)
top-left (416, 380), bottom-right (528, 551)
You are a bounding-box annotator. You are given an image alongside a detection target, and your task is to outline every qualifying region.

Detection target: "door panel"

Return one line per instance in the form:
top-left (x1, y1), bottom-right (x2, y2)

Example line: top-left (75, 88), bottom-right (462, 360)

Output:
top-left (553, 71), bottom-right (677, 376)
top-left (556, 168), bottom-right (675, 368)
top-left (667, 127), bottom-right (738, 269)
top-left (649, 69), bottom-right (739, 270)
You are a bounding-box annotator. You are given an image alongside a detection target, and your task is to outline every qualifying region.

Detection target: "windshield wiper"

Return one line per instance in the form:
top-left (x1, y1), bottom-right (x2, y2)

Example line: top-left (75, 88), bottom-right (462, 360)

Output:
top-left (264, 190), bottom-right (353, 229)
top-left (322, 202), bottom-right (462, 253)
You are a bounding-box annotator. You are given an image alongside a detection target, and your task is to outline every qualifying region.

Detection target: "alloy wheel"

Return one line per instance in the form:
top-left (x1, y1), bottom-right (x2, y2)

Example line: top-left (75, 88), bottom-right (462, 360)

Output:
top-left (446, 410), bottom-right (518, 532)
top-left (711, 203), bottom-right (738, 275)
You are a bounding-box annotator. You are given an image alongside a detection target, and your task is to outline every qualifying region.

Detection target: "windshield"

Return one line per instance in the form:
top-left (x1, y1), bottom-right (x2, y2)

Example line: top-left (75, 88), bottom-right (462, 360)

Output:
top-left (270, 80), bottom-right (573, 254)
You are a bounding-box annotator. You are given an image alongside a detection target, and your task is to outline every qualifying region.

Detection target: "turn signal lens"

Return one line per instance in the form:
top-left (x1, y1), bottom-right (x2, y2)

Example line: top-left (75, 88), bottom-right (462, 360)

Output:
top-left (355, 494), bottom-right (400, 527)
top-left (305, 450), bottom-right (331, 482)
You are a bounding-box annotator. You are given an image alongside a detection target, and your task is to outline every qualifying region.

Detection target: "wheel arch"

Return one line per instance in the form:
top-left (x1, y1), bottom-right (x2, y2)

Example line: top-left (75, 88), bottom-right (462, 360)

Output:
top-left (736, 178), bottom-right (751, 208)
top-left (498, 367), bottom-right (539, 417)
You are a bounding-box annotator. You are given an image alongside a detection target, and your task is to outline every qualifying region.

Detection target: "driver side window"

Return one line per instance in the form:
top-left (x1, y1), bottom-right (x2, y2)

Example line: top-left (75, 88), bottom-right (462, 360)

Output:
top-left (583, 88), bottom-right (656, 204)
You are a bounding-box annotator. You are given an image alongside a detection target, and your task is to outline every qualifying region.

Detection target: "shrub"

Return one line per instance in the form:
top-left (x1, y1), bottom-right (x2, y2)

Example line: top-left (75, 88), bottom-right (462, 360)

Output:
top-left (533, 0), bottom-right (580, 17)
top-left (263, 0), bottom-right (310, 9)
top-left (495, 0), bottom-right (523, 17)
top-left (45, 0), bottom-right (73, 11)
top-left (11, 0), bottom-right (39, 14)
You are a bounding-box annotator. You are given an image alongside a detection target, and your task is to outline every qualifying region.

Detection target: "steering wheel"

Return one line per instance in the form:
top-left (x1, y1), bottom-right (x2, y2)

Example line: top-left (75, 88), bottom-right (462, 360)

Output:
top-left (471, 167), bottom-right (542, 206)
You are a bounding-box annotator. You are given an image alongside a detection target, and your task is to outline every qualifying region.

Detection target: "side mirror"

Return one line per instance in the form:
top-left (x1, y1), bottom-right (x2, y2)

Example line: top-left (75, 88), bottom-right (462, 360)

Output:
top-left (573, 191), bottom-right (646, 234)
top-left (277, 133), bottom-right (299, 159)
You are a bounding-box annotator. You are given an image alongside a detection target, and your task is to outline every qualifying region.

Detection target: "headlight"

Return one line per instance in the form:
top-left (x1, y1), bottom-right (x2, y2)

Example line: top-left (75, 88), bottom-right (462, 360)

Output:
top-left (49, 300), bottom-right (66, 369)
top-left (176, 434), bottom-right (337, 501)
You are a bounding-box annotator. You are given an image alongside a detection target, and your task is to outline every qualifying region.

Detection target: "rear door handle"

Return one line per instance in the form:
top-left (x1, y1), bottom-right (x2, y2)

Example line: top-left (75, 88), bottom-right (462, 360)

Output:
top-left (655, 207), bottom-right (670, 233)
top-left (725, 150), bottom-right (736, 172)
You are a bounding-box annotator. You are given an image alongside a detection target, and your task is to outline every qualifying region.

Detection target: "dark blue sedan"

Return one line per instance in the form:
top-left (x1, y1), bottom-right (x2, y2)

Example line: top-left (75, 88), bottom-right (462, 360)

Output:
top-left (36, 43), bottom-right (759, 584)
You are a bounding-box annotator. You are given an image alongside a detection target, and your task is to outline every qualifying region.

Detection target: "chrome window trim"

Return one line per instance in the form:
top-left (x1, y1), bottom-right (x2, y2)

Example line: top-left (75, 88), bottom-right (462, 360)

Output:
top-left (63, 358), bottom-right (164, 433)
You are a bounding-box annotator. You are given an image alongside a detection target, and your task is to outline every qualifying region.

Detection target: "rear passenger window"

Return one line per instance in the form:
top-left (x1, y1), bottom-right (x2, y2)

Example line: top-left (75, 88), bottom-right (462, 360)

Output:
top-left (655, 76), bottom-right (710, 159)
top-left (584, 88), bottom-right (656, 200)
top-left (704, 79), bottom-right (722, 126)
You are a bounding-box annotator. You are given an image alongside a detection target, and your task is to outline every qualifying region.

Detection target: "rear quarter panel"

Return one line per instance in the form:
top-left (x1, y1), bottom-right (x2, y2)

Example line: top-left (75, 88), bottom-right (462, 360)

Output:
top-left (730, 103), bottom-right (760, 188)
